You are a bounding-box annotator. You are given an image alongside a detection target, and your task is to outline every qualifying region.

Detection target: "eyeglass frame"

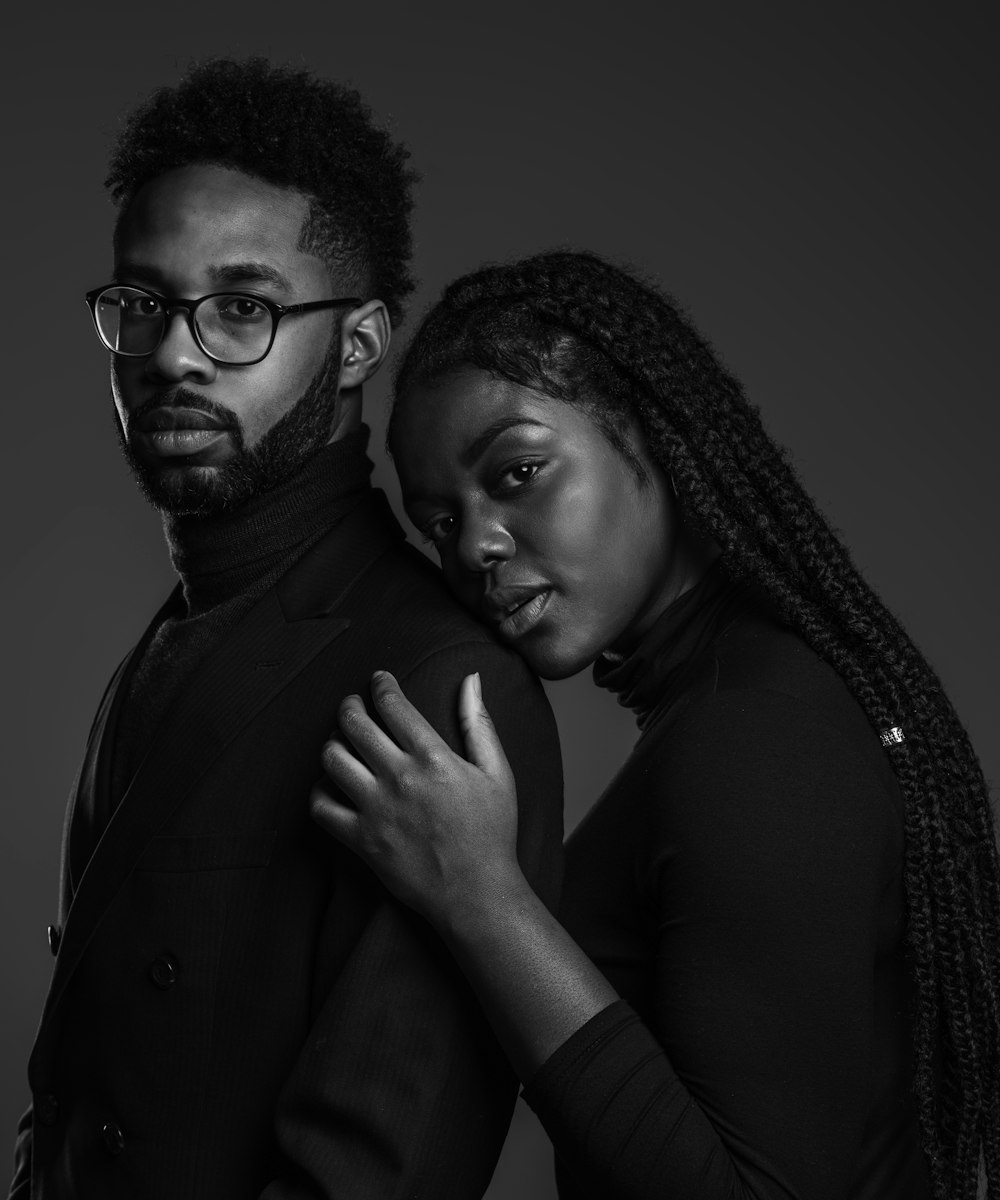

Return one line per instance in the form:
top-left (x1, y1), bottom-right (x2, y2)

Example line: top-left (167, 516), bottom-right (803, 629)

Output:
top-left (85, 284), bottom-right (364, 366)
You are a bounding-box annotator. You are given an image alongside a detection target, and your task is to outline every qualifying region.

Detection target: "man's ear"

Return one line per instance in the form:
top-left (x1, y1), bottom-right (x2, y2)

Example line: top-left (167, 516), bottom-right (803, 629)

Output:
top-left (338, 300), bottom-right (391, 390)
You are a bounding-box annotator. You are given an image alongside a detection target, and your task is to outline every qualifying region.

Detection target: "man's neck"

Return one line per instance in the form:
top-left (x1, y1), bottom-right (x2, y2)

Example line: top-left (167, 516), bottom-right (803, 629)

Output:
top-left (164, 426), bottom-right (373, 617)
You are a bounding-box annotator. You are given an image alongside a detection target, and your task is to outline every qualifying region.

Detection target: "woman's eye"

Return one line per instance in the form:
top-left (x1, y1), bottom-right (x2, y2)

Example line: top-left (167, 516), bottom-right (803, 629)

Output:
top-left (497, 461), bottom-right (541, 490)
top-left (422, 515), bottom-right (456, 544)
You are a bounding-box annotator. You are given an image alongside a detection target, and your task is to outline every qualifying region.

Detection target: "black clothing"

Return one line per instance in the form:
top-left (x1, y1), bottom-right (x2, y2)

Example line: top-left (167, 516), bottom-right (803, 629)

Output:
top-left (164, 429), bottom-right (372, 616)
top-left (13, 444), bottom-right (564, 1200)
top-left (525, 568), bottom-right (929, 1199)
top-left (87, 431), bottom-right (373, 868)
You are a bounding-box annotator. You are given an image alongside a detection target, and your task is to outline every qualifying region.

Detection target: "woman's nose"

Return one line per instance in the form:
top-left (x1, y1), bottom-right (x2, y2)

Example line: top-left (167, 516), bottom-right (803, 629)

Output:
top-left (144, 312), bottom-right (218, 384)
top-left (457, 512), bottom-right (515, 573)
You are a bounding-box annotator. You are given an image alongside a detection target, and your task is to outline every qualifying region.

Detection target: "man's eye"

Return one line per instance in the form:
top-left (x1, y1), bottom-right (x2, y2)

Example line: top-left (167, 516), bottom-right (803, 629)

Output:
top-left (422, 515), bottom-right (456, 544)
top-left (125, 296), bottom-right (163, 317)
top-left (219, 296), bottom-right (269, 322)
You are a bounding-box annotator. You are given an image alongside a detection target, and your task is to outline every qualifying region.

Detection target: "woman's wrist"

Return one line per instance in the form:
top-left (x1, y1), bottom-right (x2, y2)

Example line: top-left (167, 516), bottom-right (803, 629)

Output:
top-left (435, 866), bottom-right (621, 1079)
top-left (436, 860), bottom-right (536, 947)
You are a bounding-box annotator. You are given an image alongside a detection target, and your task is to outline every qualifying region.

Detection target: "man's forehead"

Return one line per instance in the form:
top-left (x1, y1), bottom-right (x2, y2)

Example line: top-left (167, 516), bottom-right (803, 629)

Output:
top-left (119, 164), bottom-right (309, 244)
top-left (114, 163), bottom-right (325, 288)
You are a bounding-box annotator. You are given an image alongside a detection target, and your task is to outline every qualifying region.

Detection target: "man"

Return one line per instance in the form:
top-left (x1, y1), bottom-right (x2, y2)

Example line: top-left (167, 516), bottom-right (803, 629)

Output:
top-left (10, 59), bottom-right (563, 1199)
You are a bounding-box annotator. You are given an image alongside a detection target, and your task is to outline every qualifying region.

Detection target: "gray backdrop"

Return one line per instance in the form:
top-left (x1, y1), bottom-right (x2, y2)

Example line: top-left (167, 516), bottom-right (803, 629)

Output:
top-left (2, 5), bottom-right (996, 1197)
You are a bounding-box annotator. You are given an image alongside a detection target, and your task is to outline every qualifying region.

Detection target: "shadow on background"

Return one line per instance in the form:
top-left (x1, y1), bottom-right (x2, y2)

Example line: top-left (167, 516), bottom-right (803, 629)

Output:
top-left (1, 5), bottom-right (996, 1197)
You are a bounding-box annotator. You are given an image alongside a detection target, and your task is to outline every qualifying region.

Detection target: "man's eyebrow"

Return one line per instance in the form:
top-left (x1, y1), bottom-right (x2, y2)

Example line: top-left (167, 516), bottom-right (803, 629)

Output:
top-left (112, 261), bottom-right (294, 293)
top-left (206, 262), bottom-right (293, 291)
top-left (113, 262), bottom-right (163, 287)
top-left (462, 417), bottom-right (548, 466)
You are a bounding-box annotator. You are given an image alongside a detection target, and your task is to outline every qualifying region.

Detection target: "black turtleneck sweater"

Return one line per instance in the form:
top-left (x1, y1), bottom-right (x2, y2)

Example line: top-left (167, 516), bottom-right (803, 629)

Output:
top-left (524, 568), bottom-right (931, 1200)
top-left (109, 428), bottom-right (372, 816)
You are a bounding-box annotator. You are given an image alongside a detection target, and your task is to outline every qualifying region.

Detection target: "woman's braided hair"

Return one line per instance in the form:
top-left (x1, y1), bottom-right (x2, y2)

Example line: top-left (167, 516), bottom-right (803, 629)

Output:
top-left (391, 249), bottom-right (1000, 1198)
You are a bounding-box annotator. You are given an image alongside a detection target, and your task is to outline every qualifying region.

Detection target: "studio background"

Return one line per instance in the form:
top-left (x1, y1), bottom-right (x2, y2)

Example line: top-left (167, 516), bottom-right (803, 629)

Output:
top-left (1, 5), bottom-right (995, 1197)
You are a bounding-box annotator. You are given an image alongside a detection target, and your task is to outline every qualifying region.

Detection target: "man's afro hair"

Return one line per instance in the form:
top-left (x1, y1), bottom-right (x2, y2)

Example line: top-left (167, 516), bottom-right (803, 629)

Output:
top-left (106, 58), bottom-right (417, 327)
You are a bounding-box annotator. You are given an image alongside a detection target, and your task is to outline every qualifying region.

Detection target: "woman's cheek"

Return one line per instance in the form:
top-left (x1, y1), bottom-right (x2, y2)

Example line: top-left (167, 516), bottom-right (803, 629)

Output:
top-left (535, 476), bottom-right (602, 566)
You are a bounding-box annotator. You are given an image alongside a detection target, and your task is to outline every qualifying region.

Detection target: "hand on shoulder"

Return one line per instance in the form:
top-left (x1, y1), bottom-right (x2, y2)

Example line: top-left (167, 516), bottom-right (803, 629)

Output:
top-left (311, 670), bottom-right (525, 930)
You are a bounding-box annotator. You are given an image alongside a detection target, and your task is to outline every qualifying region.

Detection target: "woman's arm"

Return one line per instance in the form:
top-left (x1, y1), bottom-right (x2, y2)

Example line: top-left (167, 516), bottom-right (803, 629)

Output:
top-left (311, 669), bottom-right (618, 1079)
top-left (312, 671), bottom-right (898, 1199)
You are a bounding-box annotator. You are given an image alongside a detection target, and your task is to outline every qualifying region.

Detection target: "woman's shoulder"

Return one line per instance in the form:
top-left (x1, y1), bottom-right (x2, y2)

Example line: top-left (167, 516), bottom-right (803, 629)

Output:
top-left (626, 610), bottom-right (904, 859)
top-left (668, 605), bottom-right (889, 775)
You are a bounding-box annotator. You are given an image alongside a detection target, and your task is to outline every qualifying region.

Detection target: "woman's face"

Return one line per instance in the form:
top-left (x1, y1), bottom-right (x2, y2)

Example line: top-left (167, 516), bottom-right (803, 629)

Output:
top-left (392, 368), bottom-right (697, 679)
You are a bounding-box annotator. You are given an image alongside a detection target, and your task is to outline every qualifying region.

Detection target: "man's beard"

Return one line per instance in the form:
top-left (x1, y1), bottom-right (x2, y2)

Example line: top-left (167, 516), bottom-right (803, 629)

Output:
top-left (116, 346), bottom-right (342, 518)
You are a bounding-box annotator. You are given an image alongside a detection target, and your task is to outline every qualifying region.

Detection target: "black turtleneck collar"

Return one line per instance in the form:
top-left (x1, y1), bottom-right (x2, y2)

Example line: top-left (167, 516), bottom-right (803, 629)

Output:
top-left (593, 564), bottom-right (755, 730)
top-left (164, 425), bottom-right (374, 616)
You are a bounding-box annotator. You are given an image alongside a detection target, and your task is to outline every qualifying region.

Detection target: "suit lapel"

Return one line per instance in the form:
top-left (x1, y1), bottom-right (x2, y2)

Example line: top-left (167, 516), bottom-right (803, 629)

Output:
top-left (43, 491), bottom-right (403, 1026)
top-left (59, 652), bottom-right (128, 919)
top-left (64, 587), bottom-right (184, 905)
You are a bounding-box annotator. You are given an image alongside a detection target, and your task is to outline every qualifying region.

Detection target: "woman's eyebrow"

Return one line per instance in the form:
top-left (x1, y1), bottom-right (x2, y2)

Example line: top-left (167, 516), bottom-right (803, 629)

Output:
top-left (462, 418), bottom-right (548, 465)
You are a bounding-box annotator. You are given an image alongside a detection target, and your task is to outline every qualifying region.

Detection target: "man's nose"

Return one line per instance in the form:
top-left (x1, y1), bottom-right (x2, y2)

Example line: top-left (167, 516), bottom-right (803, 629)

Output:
top-left (144, 312), bottom-right (218, 384)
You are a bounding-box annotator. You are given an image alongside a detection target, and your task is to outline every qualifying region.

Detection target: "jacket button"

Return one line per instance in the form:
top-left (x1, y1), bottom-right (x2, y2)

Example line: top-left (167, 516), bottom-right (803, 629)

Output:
top-left (102, 1121), bottom-right (125, 1156)
top-left (47, 925), bottom-right (61, 956)
top-left (36, 1094), bottom-right (59, 1126)
top-left (148, 954), bottom-right (178, 990)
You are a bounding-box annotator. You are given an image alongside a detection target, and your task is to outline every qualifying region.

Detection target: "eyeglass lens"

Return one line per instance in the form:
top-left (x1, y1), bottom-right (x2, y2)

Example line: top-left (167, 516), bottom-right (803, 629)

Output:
top-left (94, 287), bottom-right (275, 364)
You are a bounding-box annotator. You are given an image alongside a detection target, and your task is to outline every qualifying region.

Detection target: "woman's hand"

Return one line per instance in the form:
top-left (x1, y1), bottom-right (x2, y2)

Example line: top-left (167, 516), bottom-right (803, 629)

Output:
top-left (311, 670), bottom-right (524, 930)
top-left (315, 669), bottom-right (618, 1080)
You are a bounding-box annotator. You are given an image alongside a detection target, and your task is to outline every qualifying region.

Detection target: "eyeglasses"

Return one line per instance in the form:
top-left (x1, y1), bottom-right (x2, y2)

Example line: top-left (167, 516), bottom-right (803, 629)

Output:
top-left (85, 284), bottom-right (362, 366)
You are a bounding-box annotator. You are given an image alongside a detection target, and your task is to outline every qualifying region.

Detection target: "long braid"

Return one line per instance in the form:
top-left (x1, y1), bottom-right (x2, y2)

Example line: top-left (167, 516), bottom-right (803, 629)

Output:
top-left (393, 250), bottom-right (1000, 1198)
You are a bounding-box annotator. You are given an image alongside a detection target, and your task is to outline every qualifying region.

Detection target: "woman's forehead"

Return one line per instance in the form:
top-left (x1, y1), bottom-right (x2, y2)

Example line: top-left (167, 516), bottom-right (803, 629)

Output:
top-left (397, 369), bottom-right (553, 432)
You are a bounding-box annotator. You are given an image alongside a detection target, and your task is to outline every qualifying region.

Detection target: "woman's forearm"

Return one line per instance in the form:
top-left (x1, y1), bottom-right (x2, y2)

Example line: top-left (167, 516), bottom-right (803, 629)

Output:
top-left (437, 870), bottom-right (620, 1080)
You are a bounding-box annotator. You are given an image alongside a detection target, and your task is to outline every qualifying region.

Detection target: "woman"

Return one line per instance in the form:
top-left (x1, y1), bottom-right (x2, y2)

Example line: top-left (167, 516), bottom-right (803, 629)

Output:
top-left (310, 251), bottom-right (1000, 1199)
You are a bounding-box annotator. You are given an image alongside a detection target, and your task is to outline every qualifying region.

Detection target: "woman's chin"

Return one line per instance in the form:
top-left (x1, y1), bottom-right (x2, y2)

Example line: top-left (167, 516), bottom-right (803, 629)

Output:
top-left (514, 636), bottom-right (601, 682)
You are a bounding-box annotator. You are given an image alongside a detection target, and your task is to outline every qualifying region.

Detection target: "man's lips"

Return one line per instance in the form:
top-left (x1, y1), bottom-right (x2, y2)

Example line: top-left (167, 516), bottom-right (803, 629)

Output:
top-left (483, 586), bottom-right (553, 640)
top-left (135, 406), bottom-right (230, 433)
top-left (132, 406), bottom-right (233, 459)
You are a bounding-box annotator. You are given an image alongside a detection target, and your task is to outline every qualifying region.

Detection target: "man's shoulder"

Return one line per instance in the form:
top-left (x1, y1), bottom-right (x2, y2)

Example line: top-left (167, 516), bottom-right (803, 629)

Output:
top-left (280, 490), bottom-right (507, 672)
top-left (346, 538), bottom-right (507, 660)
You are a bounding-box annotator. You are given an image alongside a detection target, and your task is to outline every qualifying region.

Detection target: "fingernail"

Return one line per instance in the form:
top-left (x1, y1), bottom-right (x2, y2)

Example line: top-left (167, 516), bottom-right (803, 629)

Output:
top-left (472, 671), bottom-right (482, 700)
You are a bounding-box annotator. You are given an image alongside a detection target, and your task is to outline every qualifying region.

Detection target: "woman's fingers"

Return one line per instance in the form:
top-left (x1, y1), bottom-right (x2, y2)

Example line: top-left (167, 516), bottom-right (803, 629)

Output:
top-left (309, 781), bottom-right (362, 850)
top-left (314, 671), bottom-right (522, 924)
top-left (335, 692), bottom-right (406, 773)
top-left (320, 732), bottom-right (377, 801)
top-left (368, 670), bottom-right (449, 757)
top-left (458, 673), bottom-right (513, 780)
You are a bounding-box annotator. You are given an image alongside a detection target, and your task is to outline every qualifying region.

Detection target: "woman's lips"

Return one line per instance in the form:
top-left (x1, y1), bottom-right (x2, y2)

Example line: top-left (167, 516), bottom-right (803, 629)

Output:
top-left (497, 590), bottom-right (552, 640)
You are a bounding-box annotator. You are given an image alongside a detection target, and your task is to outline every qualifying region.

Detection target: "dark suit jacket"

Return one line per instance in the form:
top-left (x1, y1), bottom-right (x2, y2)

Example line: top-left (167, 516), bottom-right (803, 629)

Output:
top-left (11, 490), bottom-right (564, 1200)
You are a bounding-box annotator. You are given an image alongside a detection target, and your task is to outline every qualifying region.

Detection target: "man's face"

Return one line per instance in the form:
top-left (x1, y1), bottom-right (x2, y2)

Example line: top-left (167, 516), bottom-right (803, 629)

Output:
top-left (111, 163), bottom-right (343, 516)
